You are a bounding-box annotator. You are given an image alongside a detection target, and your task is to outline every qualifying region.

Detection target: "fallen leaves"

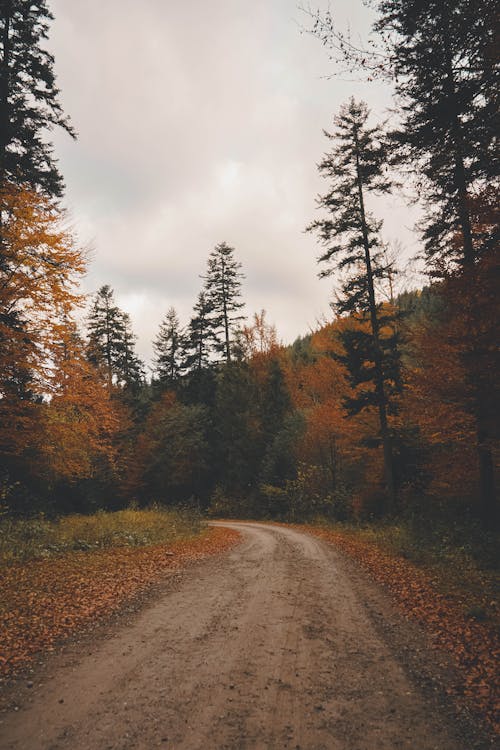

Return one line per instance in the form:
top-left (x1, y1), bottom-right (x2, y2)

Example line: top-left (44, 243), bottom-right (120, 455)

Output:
top-left (0, 526), bottom-right (239, 678)
top-left (303, 525), bottom-right (500, 735)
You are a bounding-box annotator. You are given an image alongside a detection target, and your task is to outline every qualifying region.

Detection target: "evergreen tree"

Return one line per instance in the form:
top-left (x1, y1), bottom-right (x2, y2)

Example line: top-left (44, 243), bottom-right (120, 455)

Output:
top-left (203, 242), bottom-right (245, 363)
top-left (260, 358), bottom-right (291, 441)
top-left (212, 363), bottom-right (259, 494)
top-left (308, 1), bottom-right (498, 521)
top-left (0, 3), bottom-right (75, 417)
top-left (184, 291), bottom-right (215, 372)
top-left (259, 359), bottom-right (299, 489)
top-left (87, 285), bottom-right (123, 387)
top-left (87, 285), bottom-right (143, 389)
top-left (307, 98), bottom-right (398, 510)
top-left (136, 398), bottom-right (210, 505)
top-left (374, 0), bottom-right (498, 523)
top-left (118, 312), bottom-right (144, 390)
top-left (374, 0), bottom-right (498, 268)
top-left (153, 307), bottom-right (184, 385)
top-left (0, 0), bottom-right (75, 195)
top-left (336, 315), bottom-right (401, 416)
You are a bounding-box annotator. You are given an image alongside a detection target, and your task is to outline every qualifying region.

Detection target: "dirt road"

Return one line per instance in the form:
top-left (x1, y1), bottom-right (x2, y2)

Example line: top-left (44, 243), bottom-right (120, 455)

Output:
top-left (0, 522), bottom-right (486, 749)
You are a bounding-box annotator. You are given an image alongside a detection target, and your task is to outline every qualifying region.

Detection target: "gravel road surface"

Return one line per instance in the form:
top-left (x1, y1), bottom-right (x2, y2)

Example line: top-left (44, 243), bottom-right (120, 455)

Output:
top-left (0, 522), bottom-right (487, 749)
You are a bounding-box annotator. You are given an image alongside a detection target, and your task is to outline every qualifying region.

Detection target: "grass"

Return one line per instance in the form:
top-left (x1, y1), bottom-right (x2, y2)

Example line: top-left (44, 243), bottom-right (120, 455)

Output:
top-left (0, 506), bottom-right (203, 565)
top-left (311, 516), bottom-right (499, 628)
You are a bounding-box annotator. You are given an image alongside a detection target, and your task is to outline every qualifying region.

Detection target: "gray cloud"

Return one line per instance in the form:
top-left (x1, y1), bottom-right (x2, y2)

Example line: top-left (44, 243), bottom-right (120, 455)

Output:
top-left (49, 0), bottom-right (422, 364)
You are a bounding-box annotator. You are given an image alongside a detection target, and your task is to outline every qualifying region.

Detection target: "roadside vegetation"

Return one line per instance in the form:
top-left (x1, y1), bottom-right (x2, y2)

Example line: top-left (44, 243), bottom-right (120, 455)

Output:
top-left (0, 516), bottom-right (238, 678)
top-left (308, 517), bottom-right (499, 627)
top-left (0, 507), bottom-right (203, 565)
top-left (304, 519), bottom-right (499, 734)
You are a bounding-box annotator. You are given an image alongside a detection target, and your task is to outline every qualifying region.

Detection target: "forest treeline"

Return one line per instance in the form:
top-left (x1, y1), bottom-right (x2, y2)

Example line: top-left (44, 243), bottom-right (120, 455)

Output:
top-left (0, 0), bottom-right (498, 530)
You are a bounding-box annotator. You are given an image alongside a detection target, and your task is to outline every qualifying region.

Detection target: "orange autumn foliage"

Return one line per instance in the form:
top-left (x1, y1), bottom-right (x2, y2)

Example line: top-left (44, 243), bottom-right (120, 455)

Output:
top-left (0, 185), bottom-right (86, 460)
top-left (0, 526), bottom-right (240, 677)
top-left (35, 329), bottom-right (119, 483)
top-left (305, 525), bottom-right (500, 734)
top-left (403, 249), bottom-right (500, 500)
top-left (240, 310), bottom-right (281, 384)
top-left (282, 318), bottom-right (391, 506)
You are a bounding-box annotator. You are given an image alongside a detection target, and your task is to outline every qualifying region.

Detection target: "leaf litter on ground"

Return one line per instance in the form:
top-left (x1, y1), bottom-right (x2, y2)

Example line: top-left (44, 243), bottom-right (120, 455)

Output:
top-left (0, 525), bottom-right (239, 678)
top-left (302, 524), bottom-right (499, 735)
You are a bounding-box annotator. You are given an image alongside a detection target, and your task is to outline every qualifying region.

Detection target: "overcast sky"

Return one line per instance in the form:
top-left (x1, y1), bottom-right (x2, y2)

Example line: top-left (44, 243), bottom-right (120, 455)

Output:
top-left (49, 0), bottom-right (422, 365)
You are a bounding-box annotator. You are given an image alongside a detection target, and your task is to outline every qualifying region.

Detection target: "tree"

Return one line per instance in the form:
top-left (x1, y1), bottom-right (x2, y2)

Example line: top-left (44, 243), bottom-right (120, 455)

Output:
top-left (36, 322), bottom-right (119, 491)
top-left (153, 307), bottom-right (184, 385)
top-left (0, 186), bottom-right (85, 503)
top-left (307, 98), bottom-right (398, 510)
top-left (87, 285), bottom-right (124, 388)
top-left (260, 358), bottom-right (290, 441)
top-left (203, 241), bottom-right (245, 363)
top-left (373, 0), bottom-right (498, 269)
top-left (0, 186), bottom-right (85, 420)
top-left (336, 308), bottom-right (401, 417)
top-left (307, 0), bottom-right (499, 521)
top-left (258, 360), bottom-right (300, 490)
top-left (0, 0), bottom-right (75, 196)
top-left (212, 363), bottom-right (260, 494)
top-left (118, 312), bottom-right (144, 390)
top-left (184, 291), bottom-right (216, 373)
top-left (374, 0), bottom-right (499, 524)
top-left (87, 285), bottom-right (143, 390)
top-left (0, 3), bottom-right (77, 496)
top-left (133, 393), bottom-right (210, 505)
top-left (239, 310), bottom-right (279, 361)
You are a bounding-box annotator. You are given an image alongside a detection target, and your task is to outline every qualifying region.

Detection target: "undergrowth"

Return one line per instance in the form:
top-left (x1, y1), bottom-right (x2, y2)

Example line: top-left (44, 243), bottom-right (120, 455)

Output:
top-left (311, 516), bottom-right (499, 627)
top-left (0, 506), bottom-right (203, 564)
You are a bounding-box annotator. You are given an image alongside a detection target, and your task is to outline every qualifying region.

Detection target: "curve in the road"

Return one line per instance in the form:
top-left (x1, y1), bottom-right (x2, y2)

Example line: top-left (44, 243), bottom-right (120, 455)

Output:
top-left (0, 522), bottom-right (477, 750)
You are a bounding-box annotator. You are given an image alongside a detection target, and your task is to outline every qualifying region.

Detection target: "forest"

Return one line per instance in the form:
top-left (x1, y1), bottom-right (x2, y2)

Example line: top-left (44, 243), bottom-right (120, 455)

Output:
top-left (0, 0), bottom-right (498, 547)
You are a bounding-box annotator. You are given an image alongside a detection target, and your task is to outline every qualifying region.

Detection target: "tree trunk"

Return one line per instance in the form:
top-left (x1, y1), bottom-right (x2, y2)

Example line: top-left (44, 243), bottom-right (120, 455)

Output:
top-left (221, 257), bottom-right (231, 363)
top-left (443, 34), bottom-right (497, 526)
top-left (0, 1), bottom-right (12, 267)
top-left (0, 0), bottom-right (11, 185)
top-left (354, 131), bottom-right (396, 512)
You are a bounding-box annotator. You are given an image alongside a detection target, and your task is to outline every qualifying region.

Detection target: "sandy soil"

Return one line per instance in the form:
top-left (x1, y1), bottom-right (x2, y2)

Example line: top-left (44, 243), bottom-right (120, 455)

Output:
top-left (0, 522), bottom-right (491, 749)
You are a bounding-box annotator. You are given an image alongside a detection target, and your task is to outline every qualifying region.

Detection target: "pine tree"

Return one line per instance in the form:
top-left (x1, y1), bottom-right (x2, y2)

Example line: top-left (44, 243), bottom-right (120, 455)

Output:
top-left (203, 242), bottom-right (245, 363)
top-left (0, 0), bottom-right (75, 195)
top-left (374, 0), bottom-right (498, 268)
top-left (87, 285), bottom-right (143, 389)
top-left (212, 363), bottom-right (260, 494)
top-left (0, 3), bottom-right (75, 431)
top-left (184, 291), bottom-right (216, 372)
top-left (117, 312), bottom-right (144, 390)
top-left (87, 285), bottom-right (123, 387)
top-left (153, 307), bottom-right (184, 385)
top-left (307, 98), bottom-right (398, 510)
top-left (260, 358), bottom-right (291, 441)
top-left (375, 0), bottom-right (498, 523)
top-left (308, 1), bottom-right (498, 522)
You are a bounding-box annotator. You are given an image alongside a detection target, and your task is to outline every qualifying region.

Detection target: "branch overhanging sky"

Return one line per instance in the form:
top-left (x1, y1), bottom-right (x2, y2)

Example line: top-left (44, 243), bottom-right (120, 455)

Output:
top-left (49, 0), bottom-right (422, 365)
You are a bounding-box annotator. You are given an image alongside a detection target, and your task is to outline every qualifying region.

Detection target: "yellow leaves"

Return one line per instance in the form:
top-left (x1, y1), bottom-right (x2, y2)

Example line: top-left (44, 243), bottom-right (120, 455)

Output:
top-left (36, 349), bottom-right (120, 483)
top-left (1, 185), bottom-right (85, 333)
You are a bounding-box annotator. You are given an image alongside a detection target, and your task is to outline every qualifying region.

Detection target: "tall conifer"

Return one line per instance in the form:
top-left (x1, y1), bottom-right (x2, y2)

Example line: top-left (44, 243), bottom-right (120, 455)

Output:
top-left (0, 0), bottom-right (75, 195)
top-left (87, 285), bottom-right (143, 389)
top-left (184, 291), bottom-right (215, 373)
top-left (153, 307), bottom-right (184, 385)
top-left (203, 242), bottom-right (245, 363)
top-left (307, 98), bottom-right (399, 510)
